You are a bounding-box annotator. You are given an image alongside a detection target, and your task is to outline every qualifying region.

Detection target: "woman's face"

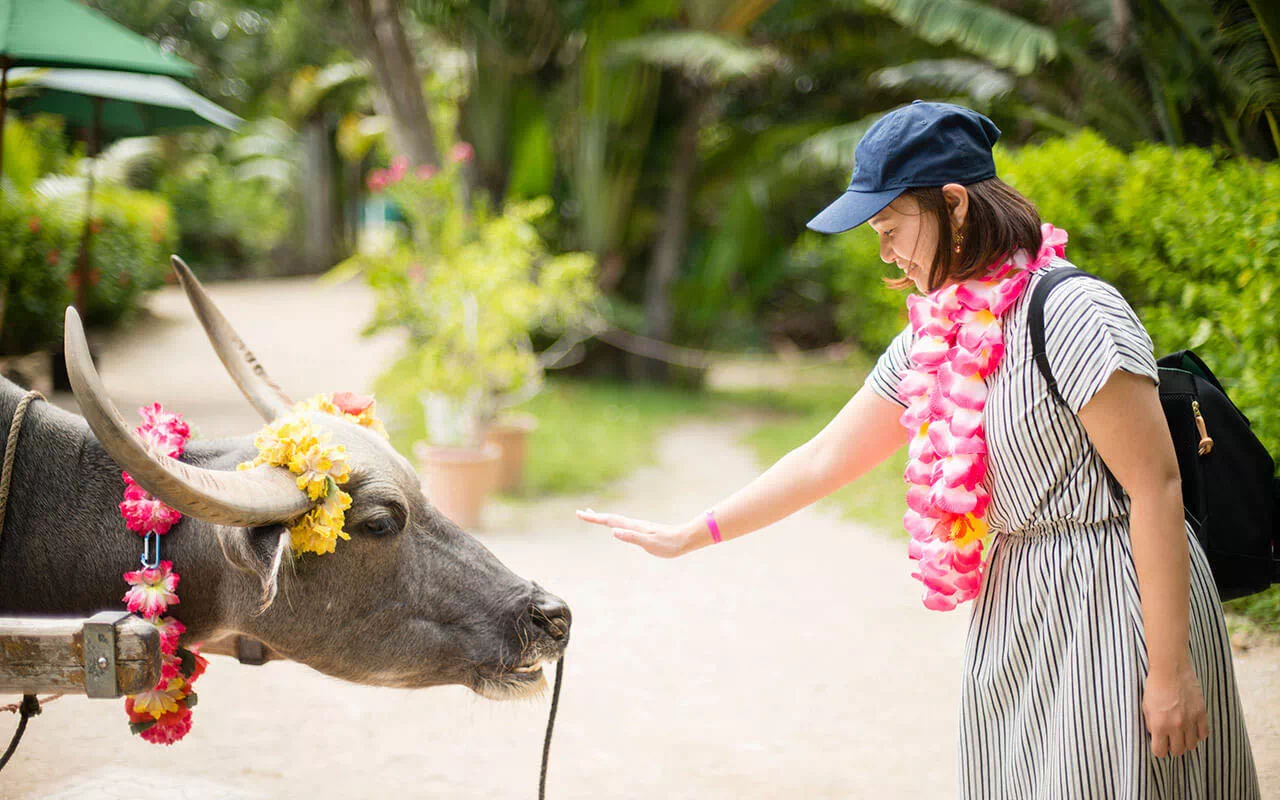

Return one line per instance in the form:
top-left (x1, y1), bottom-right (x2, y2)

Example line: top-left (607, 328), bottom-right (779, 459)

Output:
top-left (867, 184), bottom-right (968, 294)
top-left (868, 196), bottom-right (936, 293)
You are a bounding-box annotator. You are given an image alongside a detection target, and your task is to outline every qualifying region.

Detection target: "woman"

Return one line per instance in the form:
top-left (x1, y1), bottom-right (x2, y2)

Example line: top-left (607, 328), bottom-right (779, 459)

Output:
top-left (577, 101), bottom-right (1259, 798)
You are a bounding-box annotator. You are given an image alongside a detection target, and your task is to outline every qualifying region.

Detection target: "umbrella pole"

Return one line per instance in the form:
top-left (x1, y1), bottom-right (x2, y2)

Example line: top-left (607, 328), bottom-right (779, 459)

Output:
top-left (0, 59), bottom-right (10, 185)
top-left (75, 98), bottom-right (103, 316)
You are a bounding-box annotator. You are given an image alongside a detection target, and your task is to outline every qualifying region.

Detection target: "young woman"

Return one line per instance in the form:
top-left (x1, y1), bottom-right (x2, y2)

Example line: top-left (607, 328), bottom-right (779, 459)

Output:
top-left (577, 101), bottom-right (1259, 798)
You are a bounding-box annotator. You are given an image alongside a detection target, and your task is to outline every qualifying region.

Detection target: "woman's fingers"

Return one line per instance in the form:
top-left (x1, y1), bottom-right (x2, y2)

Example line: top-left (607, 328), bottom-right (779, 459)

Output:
top-left (1196, 718), bottom-right (1211, 746)
top-left (611, 527), bottom-right (646, 545)
top-left (1150, 732), bottom-right (1171, 759)
top-left (577, 508), bottom-right (654, 533)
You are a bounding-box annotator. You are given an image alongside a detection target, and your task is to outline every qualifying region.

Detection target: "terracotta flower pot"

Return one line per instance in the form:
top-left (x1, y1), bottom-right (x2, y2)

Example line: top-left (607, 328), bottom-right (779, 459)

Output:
top-left (483, 412), bottom-right (538, 494)
top-left (415, 442), bottom-right (501, 529)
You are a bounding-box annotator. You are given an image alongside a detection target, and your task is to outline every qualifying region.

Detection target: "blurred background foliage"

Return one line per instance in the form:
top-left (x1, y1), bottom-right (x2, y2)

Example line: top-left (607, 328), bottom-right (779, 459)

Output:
top-left (0, 0), bottom-right (1271, 352)
top-left (2, 0), bottom-right (1278, 623)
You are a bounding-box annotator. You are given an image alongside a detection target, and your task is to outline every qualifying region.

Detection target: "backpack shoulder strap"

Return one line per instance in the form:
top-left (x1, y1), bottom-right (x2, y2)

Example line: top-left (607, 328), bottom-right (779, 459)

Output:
top-left (1028, 266), bottom-right (1104, 408)
top-left (1027, 266), bottom-right (1126, 504)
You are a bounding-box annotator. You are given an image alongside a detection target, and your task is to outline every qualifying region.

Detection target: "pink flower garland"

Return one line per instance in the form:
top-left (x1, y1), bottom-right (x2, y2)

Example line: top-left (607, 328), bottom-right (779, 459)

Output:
top-left (118, 404), bottom-right (205, 745)
top-left (897, 223), bottom-right (1068, 611)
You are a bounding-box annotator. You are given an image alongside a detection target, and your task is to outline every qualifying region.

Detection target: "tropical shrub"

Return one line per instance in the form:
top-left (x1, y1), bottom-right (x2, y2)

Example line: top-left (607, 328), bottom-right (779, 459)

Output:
top-left (0, 184), bottom-right (176, 353)
top-left (336, 149), bottom-right (599, 446)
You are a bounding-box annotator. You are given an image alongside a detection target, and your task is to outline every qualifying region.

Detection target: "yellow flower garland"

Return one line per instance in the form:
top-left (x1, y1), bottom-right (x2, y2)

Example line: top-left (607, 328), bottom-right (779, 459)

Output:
top-left (238, 394), bottom-right (387, 556)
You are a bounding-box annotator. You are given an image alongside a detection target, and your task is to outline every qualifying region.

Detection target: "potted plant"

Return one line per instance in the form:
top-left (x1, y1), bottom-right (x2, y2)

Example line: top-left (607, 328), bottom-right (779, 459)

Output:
top-left (338, 143), bottom-right (598, 524)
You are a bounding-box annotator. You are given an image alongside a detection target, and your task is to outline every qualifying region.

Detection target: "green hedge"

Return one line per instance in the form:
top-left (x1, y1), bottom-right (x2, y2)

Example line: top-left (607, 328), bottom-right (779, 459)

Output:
top-left (996, 131), bottom-right (1280, 460)
top-left (0, 187), bottom-right (176, 354)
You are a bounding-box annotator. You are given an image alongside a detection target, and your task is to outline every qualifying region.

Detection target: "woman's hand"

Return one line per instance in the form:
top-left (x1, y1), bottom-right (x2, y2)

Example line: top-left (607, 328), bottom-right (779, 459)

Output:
top-left (576, 508), bottom-right (704, 558)
top-left (1143, 660), bottom-right (1210, 758)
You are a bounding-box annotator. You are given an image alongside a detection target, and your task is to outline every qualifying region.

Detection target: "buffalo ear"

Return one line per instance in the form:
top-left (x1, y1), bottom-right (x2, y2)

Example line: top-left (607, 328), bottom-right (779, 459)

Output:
top-left (249, 524), bottom-right (290, 560)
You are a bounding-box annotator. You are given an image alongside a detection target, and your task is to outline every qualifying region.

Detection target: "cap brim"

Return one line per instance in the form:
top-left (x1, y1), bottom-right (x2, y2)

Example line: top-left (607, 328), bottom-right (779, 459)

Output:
top-left (805, 187), bottom-right (905, 234)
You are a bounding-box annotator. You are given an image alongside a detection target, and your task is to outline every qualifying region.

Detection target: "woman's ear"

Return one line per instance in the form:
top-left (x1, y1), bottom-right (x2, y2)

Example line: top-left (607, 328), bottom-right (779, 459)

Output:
top-left (942, 183), bottom-right (969, 229)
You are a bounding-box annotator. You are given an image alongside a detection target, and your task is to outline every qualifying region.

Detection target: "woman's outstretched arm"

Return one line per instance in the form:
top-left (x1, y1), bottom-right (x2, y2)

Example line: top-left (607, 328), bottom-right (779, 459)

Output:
top-left (577, 385), bottom-right (906, 557)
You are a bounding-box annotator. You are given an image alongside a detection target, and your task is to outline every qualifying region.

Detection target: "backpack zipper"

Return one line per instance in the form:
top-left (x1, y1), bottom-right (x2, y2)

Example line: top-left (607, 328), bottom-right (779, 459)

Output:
top-left (1192, 400), bottom-right (1214, 455)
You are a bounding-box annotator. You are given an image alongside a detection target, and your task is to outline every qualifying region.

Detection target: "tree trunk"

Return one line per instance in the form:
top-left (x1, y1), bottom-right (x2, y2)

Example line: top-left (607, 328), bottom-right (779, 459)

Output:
top-left (346, 0), bottom-right (438, 167)
top-left (635, 89), bottom-right (708, 383)
top-left (301, 117), bottom-right (337, 272)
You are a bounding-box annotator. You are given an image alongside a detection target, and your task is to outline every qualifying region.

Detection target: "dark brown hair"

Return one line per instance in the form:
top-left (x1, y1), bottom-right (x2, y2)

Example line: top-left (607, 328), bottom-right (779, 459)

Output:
top-left (885, 178), bottom-right (1042, 293)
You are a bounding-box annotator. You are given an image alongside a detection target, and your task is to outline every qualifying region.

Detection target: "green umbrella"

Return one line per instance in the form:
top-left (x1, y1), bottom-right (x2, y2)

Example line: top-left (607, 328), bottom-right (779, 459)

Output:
top-left (0, 0), bottom-right (195, 180)
top-left (9, 68), bottom-right (240, 313)
top-left (12, 68), bottom-right (242, 137)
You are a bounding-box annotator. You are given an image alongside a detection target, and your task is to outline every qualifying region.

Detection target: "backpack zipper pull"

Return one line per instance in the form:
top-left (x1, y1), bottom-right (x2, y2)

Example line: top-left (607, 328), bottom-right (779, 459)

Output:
top-left (1192, 400), bottom-right (1214, 455)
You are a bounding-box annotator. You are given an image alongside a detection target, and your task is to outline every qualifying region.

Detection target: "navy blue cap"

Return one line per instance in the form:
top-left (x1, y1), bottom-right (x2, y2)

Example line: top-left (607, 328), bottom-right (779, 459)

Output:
top-left (806, 101), bottom-right (1001, 234)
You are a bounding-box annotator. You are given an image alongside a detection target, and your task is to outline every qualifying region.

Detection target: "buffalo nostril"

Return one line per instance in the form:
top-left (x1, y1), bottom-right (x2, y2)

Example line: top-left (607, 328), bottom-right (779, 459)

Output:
top-left (531, 594), bottom-right (571, 641)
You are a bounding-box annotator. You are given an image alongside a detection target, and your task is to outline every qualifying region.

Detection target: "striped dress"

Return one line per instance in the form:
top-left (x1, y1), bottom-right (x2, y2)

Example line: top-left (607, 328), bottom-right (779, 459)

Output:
top-left (866, 259), bottom-right (1260, 799)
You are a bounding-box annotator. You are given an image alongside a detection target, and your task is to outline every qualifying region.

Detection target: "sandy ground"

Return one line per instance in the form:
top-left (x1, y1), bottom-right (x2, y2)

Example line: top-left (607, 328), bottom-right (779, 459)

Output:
top-left (2, 276), bottom-right (1277, 799)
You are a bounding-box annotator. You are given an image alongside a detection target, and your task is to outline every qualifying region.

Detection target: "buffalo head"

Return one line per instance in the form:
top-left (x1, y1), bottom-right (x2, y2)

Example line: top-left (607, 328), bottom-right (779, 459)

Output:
top-left (62, 257), bottom-right (569, 697)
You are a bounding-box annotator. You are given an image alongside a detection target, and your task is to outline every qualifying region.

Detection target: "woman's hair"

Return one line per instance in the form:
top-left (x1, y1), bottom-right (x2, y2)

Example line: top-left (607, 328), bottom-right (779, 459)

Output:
top-left (886, 178), bottom-right (1043, 293)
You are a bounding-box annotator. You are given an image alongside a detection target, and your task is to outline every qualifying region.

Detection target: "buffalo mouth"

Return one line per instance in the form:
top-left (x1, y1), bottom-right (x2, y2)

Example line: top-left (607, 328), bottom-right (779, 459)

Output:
top-left (476, 647), bottom-right (565, 700)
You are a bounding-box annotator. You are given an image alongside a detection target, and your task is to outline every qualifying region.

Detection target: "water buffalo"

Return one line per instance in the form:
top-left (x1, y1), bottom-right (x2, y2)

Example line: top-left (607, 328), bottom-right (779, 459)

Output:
top-left (0, 257), bottom-right (569, 698)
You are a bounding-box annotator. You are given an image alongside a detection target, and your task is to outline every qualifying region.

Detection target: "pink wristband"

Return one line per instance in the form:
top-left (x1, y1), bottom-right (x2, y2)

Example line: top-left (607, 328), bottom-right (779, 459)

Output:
top-left (705, 510), bottom-right (722, 544)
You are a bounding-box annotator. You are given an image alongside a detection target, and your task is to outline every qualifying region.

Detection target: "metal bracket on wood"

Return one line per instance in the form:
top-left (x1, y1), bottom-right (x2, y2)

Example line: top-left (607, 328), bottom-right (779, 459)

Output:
top-left (83, 610), bottom-right (131, 698)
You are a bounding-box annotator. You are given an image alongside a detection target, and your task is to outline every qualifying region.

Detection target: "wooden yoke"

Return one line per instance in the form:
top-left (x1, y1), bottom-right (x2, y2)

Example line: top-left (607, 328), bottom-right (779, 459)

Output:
top-left (0, 612), bottom-right (160, 697)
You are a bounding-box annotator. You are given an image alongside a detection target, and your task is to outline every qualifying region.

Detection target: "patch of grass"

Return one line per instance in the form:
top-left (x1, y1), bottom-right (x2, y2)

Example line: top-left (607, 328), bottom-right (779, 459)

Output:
top-left (1226, 586), bottom-right (1280, 636)
top-left (517, 380), bottom-right (723, 496)
top-left (383, 379), bottom-right (727, 498)
top-left (722, 382), bottom-right (908, 535)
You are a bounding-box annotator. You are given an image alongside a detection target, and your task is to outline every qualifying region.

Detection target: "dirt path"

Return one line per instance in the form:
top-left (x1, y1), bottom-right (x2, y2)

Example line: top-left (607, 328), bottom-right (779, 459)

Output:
top-left (3, 278), bottom-right (1277, 798)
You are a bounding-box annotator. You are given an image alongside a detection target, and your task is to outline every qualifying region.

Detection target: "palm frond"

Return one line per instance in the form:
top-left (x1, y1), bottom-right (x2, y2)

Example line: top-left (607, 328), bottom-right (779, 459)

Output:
top-left (1221, 15), bottom-right (1280, 123)
top-left (611, 31), bottom-right (785, 85)
top-left (856, 0), bottom-right (1058, 76)
top-left (1244, 0), bottom-right (1280, 72)
top-left (871, 59), bottom-right (1015, 104)
top-left (33, 175), bottom-right (90, 205)
top-left (86, 137), bottom-right (165, 186)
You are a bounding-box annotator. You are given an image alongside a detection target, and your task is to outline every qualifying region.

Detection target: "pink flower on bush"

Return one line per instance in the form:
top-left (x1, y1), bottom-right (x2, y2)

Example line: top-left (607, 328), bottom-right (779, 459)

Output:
top-left (366, 169), bottom-right (390, 194)
top-left (122, 560), bottom-right (180, 618)
top-left (389, 156), bottom-right (409, 183)
top-left (449, 142), bottom-right (475, 164)
top-left (120, 483), bottom-right (182, 535)
top-left (48, 250), bottom-right (61, 267)
top-left (26, 217), bottom-right (40, 233)
top-left (415, 164), bottom-right (437, 181)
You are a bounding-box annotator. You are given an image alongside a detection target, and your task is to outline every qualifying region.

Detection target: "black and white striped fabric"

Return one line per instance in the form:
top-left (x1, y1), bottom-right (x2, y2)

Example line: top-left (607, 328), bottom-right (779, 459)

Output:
top-left (867, 259), bottom-right (1260, 799)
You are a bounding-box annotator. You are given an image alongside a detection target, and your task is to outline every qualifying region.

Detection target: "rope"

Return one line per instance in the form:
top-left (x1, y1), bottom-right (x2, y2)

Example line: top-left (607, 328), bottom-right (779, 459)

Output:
top-left (0, 391), bottom-right (44, 541)
top-left (542, 319), bottom-right (854, 373)
top-left (0, 695), bottom-right (61, 715)
top-left (0, 695), bottom-right (39, 772)
top-left (0, 391), bottom-right (46, 774)
top-left (538, 657), bottom-right (565, 800)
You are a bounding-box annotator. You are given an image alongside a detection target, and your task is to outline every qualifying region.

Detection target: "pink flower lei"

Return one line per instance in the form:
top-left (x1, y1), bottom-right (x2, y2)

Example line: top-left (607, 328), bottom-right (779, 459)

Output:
top-left (897, 223), bottom-right (1068, 611)
top-left (118, 403), bottom-right (202, 744)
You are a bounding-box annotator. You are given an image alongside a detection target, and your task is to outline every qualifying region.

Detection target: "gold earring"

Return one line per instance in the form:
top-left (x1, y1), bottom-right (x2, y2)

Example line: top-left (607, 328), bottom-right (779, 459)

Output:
top-left (953, 229), bottom-right (965, 255)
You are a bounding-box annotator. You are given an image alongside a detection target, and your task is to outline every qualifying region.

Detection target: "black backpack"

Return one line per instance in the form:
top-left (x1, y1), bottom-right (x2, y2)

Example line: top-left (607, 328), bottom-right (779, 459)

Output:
top-left (1029, 267), bottom-right (1280, 601)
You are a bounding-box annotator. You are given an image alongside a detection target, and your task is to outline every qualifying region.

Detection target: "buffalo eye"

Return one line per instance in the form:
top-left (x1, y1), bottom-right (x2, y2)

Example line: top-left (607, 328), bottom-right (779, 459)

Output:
top-left (363, 515), bottom-right (401, 537)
